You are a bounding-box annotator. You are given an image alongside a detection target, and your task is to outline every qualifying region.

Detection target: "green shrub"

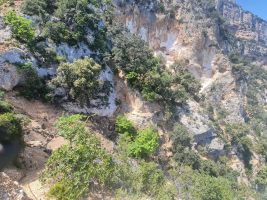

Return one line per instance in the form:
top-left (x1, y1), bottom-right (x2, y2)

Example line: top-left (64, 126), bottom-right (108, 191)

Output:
top-left (238, 137), bottom-right (253, 170)
top-left (171, 124), bottom-right (201, 168)
top-left (42, 115), bottom-right (115, 200)
top-left (0, 90), bottom-right (12, 113)
top-left (114, 156), bottom-right (177, 199)
top-left (56, 114), bottom-right (87, 142)
top-left (22, 0), bottom-right (55, 17)
top-left (0, 91), bottom-right (5, 100)
top-left (256, 165), bottom-right (267, 192)
top-left (43, 21), bottom-right (77, 45)
top-left (45, 139), bottom-right (114, 200)
top-left (171, 60), bottom-right (201, 99)
top-left (29, 42), bottom-right (60, 65)
top-left (190, 173), bottom-right (234, 200)
top-left (17, 62), bottom-right (48, 100)
top-left (40, 0), bottom-right (112, 45)
top-left (115, 115), bottom-right (136, 137)
top-left (137, 161), bottom-right (165, 194)
top-left (0, 113), bottom-right (22, 141)
top-left (0, 101), bottom-right (13, 114)
top-left (128, 128), bottom-right (159, 158)
top-left (226, 124), bottom-right (253, 170)
top-left (171, 123), bottom-right (192, 149)
top-left (52, 58), bottom-right (106, 106)
top-left (172, 166), bottom-right (258, 200)
top-left (4, 11), bottom-right (35, 44)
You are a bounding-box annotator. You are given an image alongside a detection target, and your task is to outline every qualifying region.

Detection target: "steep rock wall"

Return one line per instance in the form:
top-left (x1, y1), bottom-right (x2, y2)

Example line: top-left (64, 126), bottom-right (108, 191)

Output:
top-left (216, 0), bottom-right (267, 65)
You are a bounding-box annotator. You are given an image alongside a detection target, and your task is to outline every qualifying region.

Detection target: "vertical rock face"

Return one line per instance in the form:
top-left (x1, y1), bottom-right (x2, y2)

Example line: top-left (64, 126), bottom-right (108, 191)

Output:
top-left (116, 0), bottom-right (267, 70)
top-left (115, 0), bottom-right (222, 79)
top-left (115, 0), bottom-right (267, 158)
top-left (217, 0), bottom-right (267, 45)
top-left (217, 0), bottom-right (267, 64)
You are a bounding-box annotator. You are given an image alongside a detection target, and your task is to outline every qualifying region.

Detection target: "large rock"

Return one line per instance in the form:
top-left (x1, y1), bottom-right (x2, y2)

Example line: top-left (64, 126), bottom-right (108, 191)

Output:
top-left (0, 63), bottom-right (20, 91)
top-left (0, 48), bottom-right (28, 90)
top-left (0, 48), bottom-right (35, 90)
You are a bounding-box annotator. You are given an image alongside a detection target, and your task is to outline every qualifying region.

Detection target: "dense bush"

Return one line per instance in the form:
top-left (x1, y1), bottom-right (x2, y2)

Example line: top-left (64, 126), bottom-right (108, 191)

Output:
top-left (115, 116), bottom-right (159, 158)
top-left (171, 60), bottom-right (201, 99)
top-left (21, 0), bottom-right (113, 49)
top-left (256, 166), bottom-right (267, 192)
top-left (38, 0), bottom-right (111, 45)
top-left (171, 124), bottom-right (200, 168)
top-left (225, 124), bottom-right (253, 170)
top-left (0, 101), bottom-right (13, 114)
top-left (171, 166), bottom-right (257, 200)
top-left (171, 123), bottom-right (238, 179)
top-left (128, 128), bottom-right (159, 158)
top-left (43, 21), bottom-right (76, 44)
top-left (52, 58), bottom-right (110, 106)
top-left (16, 62), bottom-right (48, 100)
top-left (0, 113), bottom-right (22, 141)
top-left (22, 0), bottom-right (55, 19)
top-left (4, 11), bottom-right (35, 44)
top-left (190, 173), bottom-right (234, 200)
top-left (56, 114), bottom-right (87, 142)
top-left (114, 157), bottom-right (177, 199)
top-left (0, 91), bottom-right (12, 114)
top-left (44, 115), bottom-right (174, 199)
top-left (42, 115), bottom-right (115, 200)
top-left (115, 115), bottom-right (136, 137)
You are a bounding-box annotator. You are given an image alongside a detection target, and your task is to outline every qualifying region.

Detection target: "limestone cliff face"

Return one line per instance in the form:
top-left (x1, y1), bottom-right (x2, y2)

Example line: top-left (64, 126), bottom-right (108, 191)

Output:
top-left (115, 0), bottom-right (231, 81)
top-left (116, 0), bottom-right (267, 76)
top-left (115, 0), bottom-right (267, 163)
top-left (216, 0), bottom-right (267, 65)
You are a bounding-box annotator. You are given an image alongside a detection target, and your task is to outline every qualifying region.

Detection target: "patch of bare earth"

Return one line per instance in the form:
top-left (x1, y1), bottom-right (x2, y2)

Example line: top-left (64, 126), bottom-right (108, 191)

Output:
top-left (4, 92), bottom-right (65, 200)
top-left (4, 92), bottom-right (117, 199)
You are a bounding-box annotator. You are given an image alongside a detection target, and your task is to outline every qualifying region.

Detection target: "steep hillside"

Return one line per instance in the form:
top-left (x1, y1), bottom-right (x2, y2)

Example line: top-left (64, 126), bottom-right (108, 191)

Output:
top-left (0, 0), bottom-right (266, 199)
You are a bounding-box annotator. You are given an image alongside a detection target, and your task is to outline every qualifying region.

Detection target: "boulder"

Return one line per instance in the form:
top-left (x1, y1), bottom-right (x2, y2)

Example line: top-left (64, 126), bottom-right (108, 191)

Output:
top-left (0, 63), bottom-right (20, 91)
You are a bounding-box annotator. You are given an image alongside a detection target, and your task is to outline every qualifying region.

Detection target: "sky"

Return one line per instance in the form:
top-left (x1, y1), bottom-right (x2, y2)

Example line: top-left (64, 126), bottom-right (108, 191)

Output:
top-left (236, 0), bottom-right (267, 20)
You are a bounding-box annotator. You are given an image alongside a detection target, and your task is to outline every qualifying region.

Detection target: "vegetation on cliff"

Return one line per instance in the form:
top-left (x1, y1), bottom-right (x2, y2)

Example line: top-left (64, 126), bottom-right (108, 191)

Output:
top-left (1, 0), bottom-right (266, 199)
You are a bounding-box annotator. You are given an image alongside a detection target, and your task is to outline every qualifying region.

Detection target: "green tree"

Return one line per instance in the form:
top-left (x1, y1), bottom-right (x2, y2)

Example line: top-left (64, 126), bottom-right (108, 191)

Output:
top-left (113, 155), bottom-right (177, 199)
top-left (22, 0), bottom-right (55, 18)
top-left (4, 11), bottom-right (35, 44)
top-left (42, 115), bottom-right (115, 200)
top-left (17, 62), bottom-right (48, 100)
top-left (52, 58), bottom-right (104, 106)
